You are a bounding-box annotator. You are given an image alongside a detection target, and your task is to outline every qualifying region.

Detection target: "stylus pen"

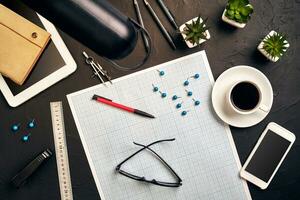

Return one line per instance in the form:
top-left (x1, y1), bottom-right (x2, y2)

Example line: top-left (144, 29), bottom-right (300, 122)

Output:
top-left (156, 0), bottom-right (178, 29)
top-left (133, 0), bottom-right (150, 52)
top-left (143, 0), bottom-right (176, 50)
top-left (92, 95), bottom-right (155, 118)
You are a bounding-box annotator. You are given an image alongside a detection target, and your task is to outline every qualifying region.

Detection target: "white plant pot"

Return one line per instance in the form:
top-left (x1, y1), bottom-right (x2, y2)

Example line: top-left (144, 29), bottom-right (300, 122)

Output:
top-left (221, 9), bottom-right (246, 28)
top-left (257, 30), bottom-right (290, 62)
top-left (180, 17), bottom-right (210, 48)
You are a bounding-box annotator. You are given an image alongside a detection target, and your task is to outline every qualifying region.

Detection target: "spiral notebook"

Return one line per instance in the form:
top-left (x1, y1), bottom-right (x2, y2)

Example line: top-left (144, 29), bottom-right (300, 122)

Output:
top-left (67, 51), bottom-right (252, 200)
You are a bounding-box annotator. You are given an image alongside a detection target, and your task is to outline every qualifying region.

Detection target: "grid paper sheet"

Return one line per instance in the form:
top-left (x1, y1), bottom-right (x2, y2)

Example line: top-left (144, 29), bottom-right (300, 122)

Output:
top-left (67, 51), bottom-right (251, 200)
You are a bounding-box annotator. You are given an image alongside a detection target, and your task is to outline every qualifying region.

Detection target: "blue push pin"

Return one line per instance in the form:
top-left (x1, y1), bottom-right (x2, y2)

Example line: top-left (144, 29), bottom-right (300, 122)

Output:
top-left (183, 80), bottom-right (189, 86)
top-left (157, 70), bottom-right (165, 76)
top-left (22, 134), bottom-right (31, 142)
top-left (11, 123), bottom-right (20, 132)
top-left (185, 89), bottom-right (193, 97)
top-left (172, 95), bottom-right (181, 101)
top-left (152, 84), bottom-right (159, 92)
top-left (193, 73), bottom-right (200, 79)
top-left (159, 91), bottom-right (167, 98)
top-left (176, 102), bottom-right (183, 109)
top-left (28, 119), bottom-right (35, 129)
top-left (181, 110), bottom-right (189, 116)
top-left (193, 99), bottom-right (200, 106)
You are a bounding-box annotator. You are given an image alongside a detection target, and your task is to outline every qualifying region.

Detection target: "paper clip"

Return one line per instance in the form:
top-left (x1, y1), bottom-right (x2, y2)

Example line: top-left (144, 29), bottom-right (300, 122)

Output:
top-left (82, 51), bottom-right (112, 85)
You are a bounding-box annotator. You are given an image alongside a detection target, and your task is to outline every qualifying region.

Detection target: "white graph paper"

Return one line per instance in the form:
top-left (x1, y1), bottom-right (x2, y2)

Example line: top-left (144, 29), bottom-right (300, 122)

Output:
top-left (67, 51), bottom-right (252, 200)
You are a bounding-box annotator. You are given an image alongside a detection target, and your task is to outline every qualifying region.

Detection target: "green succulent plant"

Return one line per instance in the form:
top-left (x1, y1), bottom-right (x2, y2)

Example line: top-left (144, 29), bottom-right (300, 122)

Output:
top-left (225, 0), bottom-right (253, 23)
top-left (262, 32), bottom-right (288, 59)
top-left (182, 16), bottom-right (209, 45)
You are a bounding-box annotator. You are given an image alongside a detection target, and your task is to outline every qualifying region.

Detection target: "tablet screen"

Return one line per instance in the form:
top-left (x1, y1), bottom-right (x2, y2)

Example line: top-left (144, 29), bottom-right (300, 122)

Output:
top-left (2, 0), bottom-right (66, 95)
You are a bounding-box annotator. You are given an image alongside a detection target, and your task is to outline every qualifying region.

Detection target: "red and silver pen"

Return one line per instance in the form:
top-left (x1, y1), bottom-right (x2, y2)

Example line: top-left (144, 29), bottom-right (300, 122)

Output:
top-left (92, 95), bottom-right (155, 118)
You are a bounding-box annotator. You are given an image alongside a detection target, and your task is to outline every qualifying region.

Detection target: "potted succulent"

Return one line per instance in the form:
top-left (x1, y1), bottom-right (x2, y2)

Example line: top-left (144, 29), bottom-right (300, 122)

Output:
top-left (179, 16), bottom-right (210, 48)
top-left (222, 0), bottom-right (254, 28)
top-left (257, 30), bottom-right (289, 62)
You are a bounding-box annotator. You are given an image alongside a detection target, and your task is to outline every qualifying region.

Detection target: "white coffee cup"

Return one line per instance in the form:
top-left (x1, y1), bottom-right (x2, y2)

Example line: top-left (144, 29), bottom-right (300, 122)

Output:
top-left (226, 81), bottom-right (269, 115)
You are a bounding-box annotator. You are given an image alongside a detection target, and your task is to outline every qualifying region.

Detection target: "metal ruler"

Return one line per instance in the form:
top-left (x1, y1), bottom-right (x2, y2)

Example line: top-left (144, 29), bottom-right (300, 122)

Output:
top-left (50, 102), bottom-right (73, 200)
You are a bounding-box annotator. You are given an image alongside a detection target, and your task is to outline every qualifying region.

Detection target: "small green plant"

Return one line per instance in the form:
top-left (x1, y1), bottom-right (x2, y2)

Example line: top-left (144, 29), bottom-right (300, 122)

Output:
top-left (225, 0), bottom-right (253, 23)
top-left (263, 32), bottom-right (288, 59)
top-left (182, 17), bottom-right (209, 45)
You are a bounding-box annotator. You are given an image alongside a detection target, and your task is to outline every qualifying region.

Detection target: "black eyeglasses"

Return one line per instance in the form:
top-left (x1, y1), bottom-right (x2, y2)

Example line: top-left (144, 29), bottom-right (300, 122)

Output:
top-left (115, 138), bottom-right (182, 187)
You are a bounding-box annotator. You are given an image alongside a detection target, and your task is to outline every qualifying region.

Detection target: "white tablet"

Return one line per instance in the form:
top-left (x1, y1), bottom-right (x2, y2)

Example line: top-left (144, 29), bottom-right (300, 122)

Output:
top-left (0, 8), bottom-right (76, 107)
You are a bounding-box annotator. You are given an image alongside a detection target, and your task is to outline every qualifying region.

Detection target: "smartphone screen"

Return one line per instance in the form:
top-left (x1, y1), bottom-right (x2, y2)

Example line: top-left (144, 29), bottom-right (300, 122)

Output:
top-left (245, 130), bottom-right (291, 182)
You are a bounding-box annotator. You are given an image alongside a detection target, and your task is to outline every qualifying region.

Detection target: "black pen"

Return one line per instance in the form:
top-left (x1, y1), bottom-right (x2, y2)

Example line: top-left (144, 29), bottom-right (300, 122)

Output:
top-left (156, 0), bottom-right (178, 29)
top-left (133, 0), bottom-right (150, 52)
top-left (143, 0), bottom-right (176, 50)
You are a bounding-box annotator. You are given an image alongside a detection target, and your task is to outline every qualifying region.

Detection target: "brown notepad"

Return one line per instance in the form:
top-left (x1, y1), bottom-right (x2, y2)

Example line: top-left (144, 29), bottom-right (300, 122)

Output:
top-left (0, 4), bottom-right (50, 85)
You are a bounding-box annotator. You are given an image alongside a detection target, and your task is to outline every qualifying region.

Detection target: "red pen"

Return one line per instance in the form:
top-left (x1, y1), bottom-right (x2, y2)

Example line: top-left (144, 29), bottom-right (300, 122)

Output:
top-left (92, 95), bottom-right (155, 118)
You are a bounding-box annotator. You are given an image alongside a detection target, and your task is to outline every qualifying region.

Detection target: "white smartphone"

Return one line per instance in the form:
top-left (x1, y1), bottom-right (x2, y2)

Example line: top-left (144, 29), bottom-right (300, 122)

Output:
top-left (240, 122), bottom-right (295, 189)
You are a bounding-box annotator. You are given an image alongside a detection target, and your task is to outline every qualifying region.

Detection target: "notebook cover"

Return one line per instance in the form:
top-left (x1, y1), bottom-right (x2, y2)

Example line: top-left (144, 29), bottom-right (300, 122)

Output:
top-left (0, 4), bottom-right (50, 85)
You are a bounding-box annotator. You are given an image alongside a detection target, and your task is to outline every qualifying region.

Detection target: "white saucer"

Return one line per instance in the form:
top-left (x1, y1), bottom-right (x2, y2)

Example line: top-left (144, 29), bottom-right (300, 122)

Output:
top-left (212, 66), bottom-right (273, 128)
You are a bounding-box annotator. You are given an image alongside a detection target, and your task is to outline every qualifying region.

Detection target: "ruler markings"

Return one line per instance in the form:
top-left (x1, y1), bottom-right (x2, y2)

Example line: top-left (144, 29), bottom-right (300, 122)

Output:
top-left (50, 102), bottom-right (73, 200)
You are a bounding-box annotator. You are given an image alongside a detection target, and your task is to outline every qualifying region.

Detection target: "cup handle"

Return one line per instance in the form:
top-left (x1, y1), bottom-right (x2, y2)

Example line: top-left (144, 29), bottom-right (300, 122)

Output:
top-left (259, 104), bottom-right (269, 113)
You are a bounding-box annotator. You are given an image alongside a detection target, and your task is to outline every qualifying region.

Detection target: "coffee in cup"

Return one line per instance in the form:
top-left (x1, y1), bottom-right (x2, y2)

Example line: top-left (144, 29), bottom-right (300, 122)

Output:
top-left (226, 81), bottom-right (269, 115)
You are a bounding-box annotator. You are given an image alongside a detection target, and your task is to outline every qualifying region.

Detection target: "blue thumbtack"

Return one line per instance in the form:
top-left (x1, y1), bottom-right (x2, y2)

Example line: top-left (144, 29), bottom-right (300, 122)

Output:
top-left (176, 102), bottom-right (183, 109)
top-left (11, 123), bottom-right (20, 132)
top-left (184, 80), bottom-right (189, 86)
top-left (22, 134), bottom-right (31, 142)
top-left (159, 91), bottom-right (167, 98)
top-left (152, 84), bottom-right (159, 92)
top-left (181, 110), bottom-right (189, 116)
top-left (193, 99), bottom-right (200, 106)
top-left (185, 89), bottom-right (193, 97)
top-left (172, 95), bottom-right (181, 101)
top-left (157, 70), bottom-right (165, 76)
top-left (193, 73), bottom-right (200, 79)
top-left (28, 119), bottom-right (35, 128)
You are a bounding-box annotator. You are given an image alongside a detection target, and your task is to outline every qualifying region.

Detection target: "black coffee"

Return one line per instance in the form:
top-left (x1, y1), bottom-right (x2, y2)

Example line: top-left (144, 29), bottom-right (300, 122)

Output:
top-left (231, 82), bottom-right (260, 111)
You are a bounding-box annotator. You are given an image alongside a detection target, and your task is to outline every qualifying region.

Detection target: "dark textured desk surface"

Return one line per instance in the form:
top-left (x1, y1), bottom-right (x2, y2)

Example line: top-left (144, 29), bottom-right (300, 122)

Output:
top-left (0, 0), bottom-right (299, 199)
